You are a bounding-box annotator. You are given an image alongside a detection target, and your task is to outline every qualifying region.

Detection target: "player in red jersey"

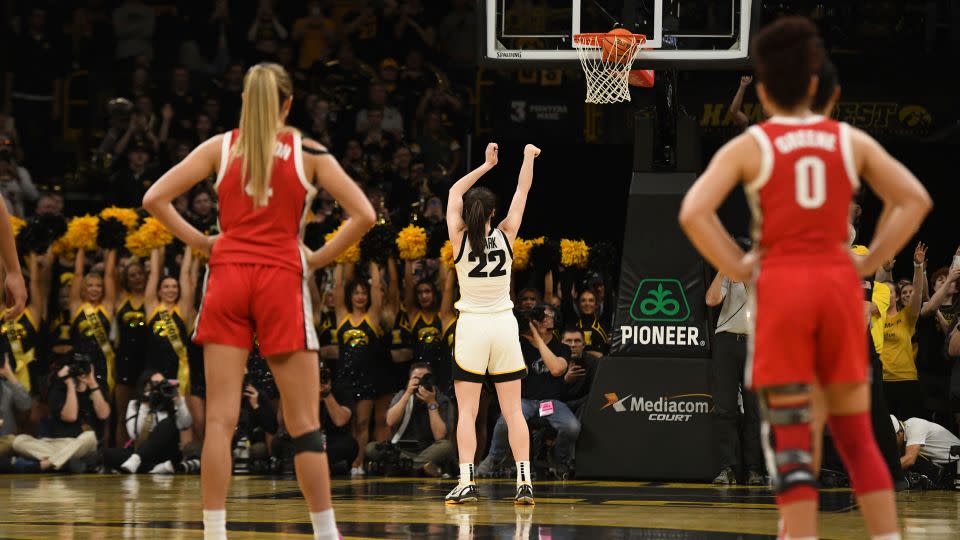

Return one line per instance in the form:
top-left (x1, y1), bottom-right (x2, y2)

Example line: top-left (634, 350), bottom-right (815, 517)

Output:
top-left (144, 63), bottom-right (375, 540)
top-left (679, 18), bottom-right (931, 540)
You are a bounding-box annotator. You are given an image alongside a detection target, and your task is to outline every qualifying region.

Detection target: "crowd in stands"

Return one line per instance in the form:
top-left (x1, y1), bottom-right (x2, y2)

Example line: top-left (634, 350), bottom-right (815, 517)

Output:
top-left (0, 1), bottom-right (610, 481)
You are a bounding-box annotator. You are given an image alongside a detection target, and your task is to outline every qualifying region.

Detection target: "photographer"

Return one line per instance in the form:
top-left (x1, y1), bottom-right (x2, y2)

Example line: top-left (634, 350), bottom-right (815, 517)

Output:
top-left (11, 353), bottom-right (110, 471)
top-left (478, 305), bottom-right (579, 479)
top-left (235, 371), bottom-right (278, 472)
top-left (274, 361), bottom-right (357, 474)
top-left (893, 415), bottom-right (960, 483)
top-left (1, 354), bottom-right (33, 466)
top-left (103, 371), bottom-right (192, 474)
top-left (366, 363), bottom-right (454, 477)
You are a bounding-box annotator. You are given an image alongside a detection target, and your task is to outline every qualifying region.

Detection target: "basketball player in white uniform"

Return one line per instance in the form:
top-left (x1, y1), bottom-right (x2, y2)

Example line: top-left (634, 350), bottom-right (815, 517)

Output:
top-left (444, 142), bottom-right (540, 505)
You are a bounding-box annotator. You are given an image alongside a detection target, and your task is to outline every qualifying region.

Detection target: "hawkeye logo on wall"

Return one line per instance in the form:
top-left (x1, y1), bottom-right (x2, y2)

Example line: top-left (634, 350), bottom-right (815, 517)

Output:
top-left (602, 392), bottom-right (714, 422)
top-left (620, 279), bottom-right (703, 347)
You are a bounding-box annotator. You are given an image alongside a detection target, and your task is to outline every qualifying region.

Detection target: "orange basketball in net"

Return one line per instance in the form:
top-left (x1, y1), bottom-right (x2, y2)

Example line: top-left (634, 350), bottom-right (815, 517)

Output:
top-left (600, 28), bottom-right (635, 63)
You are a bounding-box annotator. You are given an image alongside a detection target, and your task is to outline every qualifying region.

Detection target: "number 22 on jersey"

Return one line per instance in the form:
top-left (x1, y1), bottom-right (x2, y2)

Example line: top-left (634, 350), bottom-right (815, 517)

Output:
top-left (468, 249), bottom-right (508, 278)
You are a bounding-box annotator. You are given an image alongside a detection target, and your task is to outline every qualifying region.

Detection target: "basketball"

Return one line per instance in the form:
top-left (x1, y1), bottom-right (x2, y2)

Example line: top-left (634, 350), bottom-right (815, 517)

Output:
top-left (601, 28), bottom-right (635, 63)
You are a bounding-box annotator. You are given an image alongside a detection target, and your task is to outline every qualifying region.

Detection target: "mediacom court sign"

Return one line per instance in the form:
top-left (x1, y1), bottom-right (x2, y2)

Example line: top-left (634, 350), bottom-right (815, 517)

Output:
top-left (601, 392), bottom-right (713, 423)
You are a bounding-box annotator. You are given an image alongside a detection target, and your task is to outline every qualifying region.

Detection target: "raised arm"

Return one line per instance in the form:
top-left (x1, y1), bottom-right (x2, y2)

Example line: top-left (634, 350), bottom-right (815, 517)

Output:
top-left (446, 143), bottom-right (498, 244)
top-left (69, 249), bottom-right (86, 313)
top-left (922, 267), bottom-right (960, 317)
top-left (144, 248), bottom-right (161, 313)
top-left (439, 266), bottom-right (457, 322)
top-left (178, 246), bottom-right (195, 318)
top-left (0, 197), bottom-right (25, 319)
top-left (27, 254), bottom-right (45, 320)
top-left (385, 256), bottom-right (401, 315)
top-left (498, 144), bottom-right (540, 243)
top-left (543, 270), bottom-right (556, 307)
top-left (907, 242), bottom-right (926, 317)
top-left (332, 264), bottom-right (347, 319)
top-left (367, 261), bottom-right (384, 322)
top-left (303, 139), bottom-right (375, 270)
top-left (402, 259), bottom-right (417, 314)
top-left (728, 76), bottom-right (752, 128)
top-left (143, 135), bottom-right (222, 254)
top-left (852, 128), bottom-right (933, 277)
top-left (103, 249), bottom-right (117, 315)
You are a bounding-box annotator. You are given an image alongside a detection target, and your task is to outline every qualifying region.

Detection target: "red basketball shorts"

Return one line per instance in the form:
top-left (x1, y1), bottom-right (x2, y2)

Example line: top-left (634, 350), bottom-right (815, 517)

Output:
top-left (193, 263), bottom-right (319, 356)
top-left (748, 261), bottom-right (867, 389)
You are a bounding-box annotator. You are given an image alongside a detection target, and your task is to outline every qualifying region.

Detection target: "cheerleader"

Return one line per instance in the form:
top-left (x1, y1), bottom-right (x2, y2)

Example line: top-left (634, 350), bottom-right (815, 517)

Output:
top-left (403, 260), bottom-right (445, 382)
top-left (113, 256), bottom-right (148, 446)
top-left (1, 252), bottom-right (50, 399)
top-left (69, 248), bottom-right (117, 391)
top-left (332, 261), bottom-right (383, 475)
top-left (377, 255), bottom-right (410, 442)
top-left (144, 247), bottom-right (201, 440)
top-left (0, 195), bottom-right (27, 319)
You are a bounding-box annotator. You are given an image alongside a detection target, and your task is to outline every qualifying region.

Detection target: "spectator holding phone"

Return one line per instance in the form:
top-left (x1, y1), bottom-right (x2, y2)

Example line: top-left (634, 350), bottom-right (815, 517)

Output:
top-left (561, 327), bottom-right (597, 415)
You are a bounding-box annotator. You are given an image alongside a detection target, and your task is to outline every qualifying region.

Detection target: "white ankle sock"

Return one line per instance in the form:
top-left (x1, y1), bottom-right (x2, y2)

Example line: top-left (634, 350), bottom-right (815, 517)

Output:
top-left (459, 463), bottom-right (475, 485)
top-left (310, 508), bottom-right (338, 540)
top-left (871, 533), bottom-right (902, 540)
top-left (516, 461), bottom-right (531, 486)
top-left (120, 454), bottom-right (142, 473)
top-left (203, 509), bottom-right (226, 539)
top-left (149, 460), bottom-right (175, 474)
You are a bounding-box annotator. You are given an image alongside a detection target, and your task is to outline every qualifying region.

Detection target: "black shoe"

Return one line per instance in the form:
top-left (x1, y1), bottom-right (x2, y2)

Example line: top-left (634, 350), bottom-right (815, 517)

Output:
top-left (445, 483), bottom-right (480, 504)
top-left (746, 469), bottom-right (765, 486)
top-left (712, 467), bottom-right (736, 485)
top-left (514, 484), bottom-right (535, 505)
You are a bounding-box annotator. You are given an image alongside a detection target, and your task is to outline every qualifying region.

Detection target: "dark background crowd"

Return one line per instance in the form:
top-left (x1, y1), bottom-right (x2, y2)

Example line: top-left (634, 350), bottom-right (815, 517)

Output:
top-left (1, 0), bottom-right (959, 486)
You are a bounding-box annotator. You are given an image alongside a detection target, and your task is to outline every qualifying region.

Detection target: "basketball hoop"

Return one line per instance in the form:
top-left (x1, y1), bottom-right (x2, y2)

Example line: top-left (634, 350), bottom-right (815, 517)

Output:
top-left (573, 32), bottom-right (647, 104)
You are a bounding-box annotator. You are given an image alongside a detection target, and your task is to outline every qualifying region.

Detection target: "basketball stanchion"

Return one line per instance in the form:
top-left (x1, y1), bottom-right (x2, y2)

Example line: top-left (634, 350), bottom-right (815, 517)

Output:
top-left (573, 30), bottom-right (649, 104)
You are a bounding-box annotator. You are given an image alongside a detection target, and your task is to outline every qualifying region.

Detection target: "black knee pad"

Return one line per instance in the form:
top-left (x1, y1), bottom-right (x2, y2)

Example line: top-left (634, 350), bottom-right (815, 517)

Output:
top-left (291, 430), bottom-right (327, 455)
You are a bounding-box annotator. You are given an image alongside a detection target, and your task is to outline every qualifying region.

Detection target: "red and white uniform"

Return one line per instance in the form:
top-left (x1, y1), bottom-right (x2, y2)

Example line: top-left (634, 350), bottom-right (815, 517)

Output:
top-left (745, 116), bottom-right (865, 388)
top-left (194, 129), bottom-right (320, 356)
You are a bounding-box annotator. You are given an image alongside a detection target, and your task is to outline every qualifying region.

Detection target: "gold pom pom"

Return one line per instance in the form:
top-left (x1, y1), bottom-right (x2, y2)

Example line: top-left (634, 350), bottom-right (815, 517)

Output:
top-left (9, 215), bottom-right (26, 237)
top-left (125, 217), bottom-right (173, 258)
top-left (396, 224), bottom-right (428, 261)
top-left (440, 240), bottom-right (454, 269)
top-left (530, 237), bottom-right (545, 246)
top-left (98, 207), bottom-right (139, 229)
top-left (51, 237), bottom-right (75, 258)
top-left (324, 222), bottom-right (361, 265)
top-left (63, 215), bottom-right (100, 251)
top-left (512, 237), bottom-right (533, 271)
top-left (560, 239), bottom-right (590, 269)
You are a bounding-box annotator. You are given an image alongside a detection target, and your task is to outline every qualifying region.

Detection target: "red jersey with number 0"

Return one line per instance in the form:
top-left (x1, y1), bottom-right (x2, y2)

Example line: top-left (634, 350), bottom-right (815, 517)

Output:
top-left (745, 116), bottom-right (859, 265)
top-left (209, 129), bottom-right (316, 273)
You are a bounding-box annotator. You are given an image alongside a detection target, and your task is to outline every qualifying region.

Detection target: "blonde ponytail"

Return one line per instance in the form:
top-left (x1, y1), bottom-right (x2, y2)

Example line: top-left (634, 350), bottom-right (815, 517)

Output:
top-left (231, 63), bottom-right (293, 208)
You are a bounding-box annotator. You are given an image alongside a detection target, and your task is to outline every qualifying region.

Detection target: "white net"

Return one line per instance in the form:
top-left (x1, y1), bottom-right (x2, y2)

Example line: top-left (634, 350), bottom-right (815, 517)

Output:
top-left (574, 34), bottom-right (646, 104)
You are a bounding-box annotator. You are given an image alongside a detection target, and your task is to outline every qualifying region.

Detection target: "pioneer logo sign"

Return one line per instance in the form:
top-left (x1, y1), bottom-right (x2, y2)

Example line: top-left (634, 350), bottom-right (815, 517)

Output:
top-left (620, 279), bottom-right (703, 347)
top-left (602, 392), bottom-right (713, 422)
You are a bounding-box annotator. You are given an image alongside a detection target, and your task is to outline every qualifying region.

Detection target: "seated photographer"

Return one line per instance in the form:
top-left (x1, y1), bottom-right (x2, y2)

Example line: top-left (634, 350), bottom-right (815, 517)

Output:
top-left (366, 363), bottom-right (454, 477)
top-left (1, 354), bottom-right (33, 469)
top-left (477, 305), bottom-right (579, 479)
top-left (12, 354), bottom-right (110, 471)
top-left (893, 415), bottom-right (960, 477)
top-left (273, 361), bottom-right (357, 474)
top-left (560, 327), bottom-right (598, 415)
top-left (236, 372), bottom-right (278, 471)
top-left (103, 371), bottom-right (192, 474)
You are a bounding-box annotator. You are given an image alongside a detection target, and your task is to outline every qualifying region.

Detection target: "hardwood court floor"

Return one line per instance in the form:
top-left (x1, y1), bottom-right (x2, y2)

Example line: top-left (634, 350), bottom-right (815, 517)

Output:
top-left (1, 475), bottom-right (959, 539)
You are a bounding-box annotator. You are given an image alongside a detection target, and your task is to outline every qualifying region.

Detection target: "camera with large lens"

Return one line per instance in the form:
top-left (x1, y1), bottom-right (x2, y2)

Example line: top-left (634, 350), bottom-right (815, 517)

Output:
top-left (417, 372), bottom-right (435, 393)
top-left (516, 305), bottom-right (548, 331)
top-left (148, 379), bottom-right (177, 411)
top-left (66, 352), bottom-right (93, 378)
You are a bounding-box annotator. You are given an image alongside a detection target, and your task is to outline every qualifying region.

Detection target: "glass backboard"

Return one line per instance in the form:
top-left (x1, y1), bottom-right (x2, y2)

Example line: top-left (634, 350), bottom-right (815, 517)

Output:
top-left (480, 0), bottom-right (758, 69)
